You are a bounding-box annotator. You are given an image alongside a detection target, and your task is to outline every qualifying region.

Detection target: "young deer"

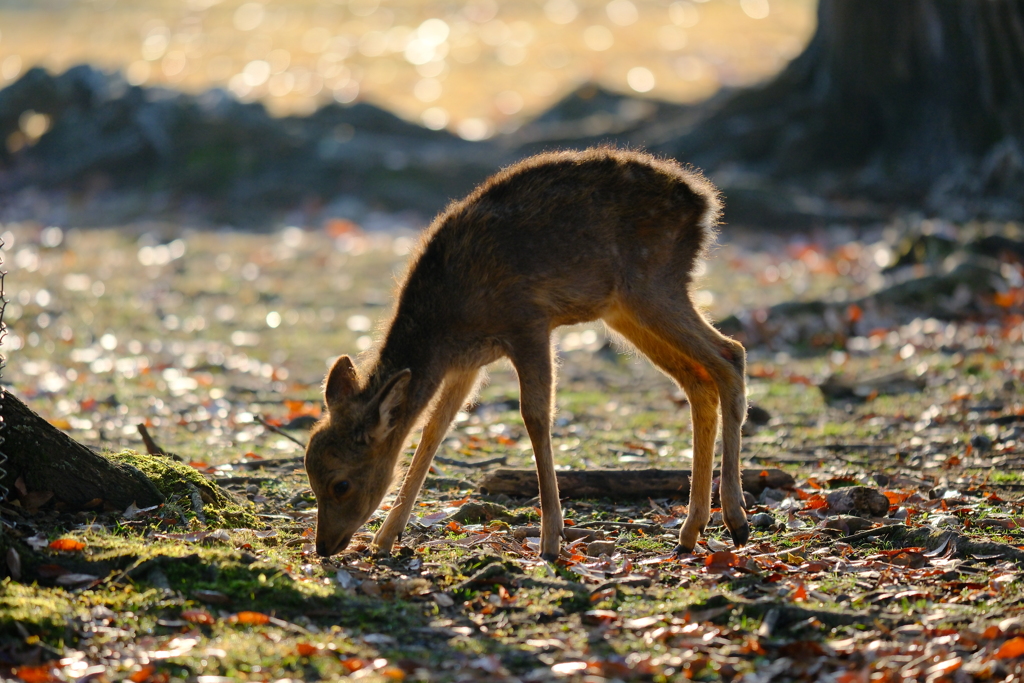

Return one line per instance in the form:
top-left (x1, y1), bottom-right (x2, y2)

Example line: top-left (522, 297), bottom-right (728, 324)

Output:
top-left (305, 148), bottom-right (748, 560)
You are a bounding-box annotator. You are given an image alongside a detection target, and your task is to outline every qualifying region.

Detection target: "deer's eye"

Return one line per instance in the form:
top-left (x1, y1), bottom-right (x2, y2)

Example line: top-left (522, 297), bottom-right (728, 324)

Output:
top-left (332, 480), bottom-right (351, 498)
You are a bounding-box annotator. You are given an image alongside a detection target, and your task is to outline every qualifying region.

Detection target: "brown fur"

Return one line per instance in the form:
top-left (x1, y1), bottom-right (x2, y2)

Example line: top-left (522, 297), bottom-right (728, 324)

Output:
top-left (305, 147), bottom-right (748, 559)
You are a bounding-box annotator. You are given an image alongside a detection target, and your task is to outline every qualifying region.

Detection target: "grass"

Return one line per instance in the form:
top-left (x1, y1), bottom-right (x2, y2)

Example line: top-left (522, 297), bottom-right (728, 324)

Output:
top-left (2, 218), bottom-right (1024, 679)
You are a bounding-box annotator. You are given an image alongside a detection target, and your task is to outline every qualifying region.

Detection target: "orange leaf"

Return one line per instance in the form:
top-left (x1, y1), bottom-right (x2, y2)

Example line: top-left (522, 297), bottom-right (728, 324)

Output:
top-left (341, 658), bottom-right (367, 672)
top-left (792, 583), bottom-right (808, 601)
top-left (233, 611), bottom-right (270, 625)
top-left (705, 551), bottom-right (742, 572)
top-left (296, 643), bottom-right (320, 656)
top-left (13, 666), bottom-right (57, 683)
top-left (188, 461), bottom-right (209, 469)
top-left (48, 538), bottom-right (85, 552)
top-left (883, 490), bottom-right (911, 504)
top-left (995, 291), bottom-right (1017, 308)
top-left (129, 665), bottom-right (155, 683)
top-left (983, 625), bottom-right (1001, 639)
top-left (446, 521), bottom-right (464, 533)
top-left (996, 636), bottom-right (1024, 659)
top-left (325, 218), bottom-right (362, 238)
top-left (181, 610), bottom-right (215, 625)
top-left (803, 494), bottom-right (829, 511)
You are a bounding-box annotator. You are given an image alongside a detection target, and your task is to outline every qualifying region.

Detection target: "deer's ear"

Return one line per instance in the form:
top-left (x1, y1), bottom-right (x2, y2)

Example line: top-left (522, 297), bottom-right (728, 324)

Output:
top-left (369, 369), bottom-right (412, 441)
top-left (324, 356), bottom-right (360, 408)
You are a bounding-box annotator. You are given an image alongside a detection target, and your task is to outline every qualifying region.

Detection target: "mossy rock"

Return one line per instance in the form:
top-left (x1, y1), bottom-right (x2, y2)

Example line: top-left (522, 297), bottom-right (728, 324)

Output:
top-left (107, 450), bottom-right (259, 529)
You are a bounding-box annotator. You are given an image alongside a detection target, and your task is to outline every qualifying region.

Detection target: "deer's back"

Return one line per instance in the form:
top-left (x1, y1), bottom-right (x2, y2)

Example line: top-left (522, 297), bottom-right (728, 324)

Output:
top-left (399, 148), bottom-right (720, 333)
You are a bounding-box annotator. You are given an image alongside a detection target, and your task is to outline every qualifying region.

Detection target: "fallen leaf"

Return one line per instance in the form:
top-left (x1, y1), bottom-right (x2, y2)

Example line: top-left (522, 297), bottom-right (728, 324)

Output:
top-left (55, 573), bottom-right (99, 587)
top-left (705, 551), bottom-right (742, 572)
top-left (13, 665), bottom-right (57, 683)
top-left (48, 538), bottom-right (86, 552)
top-left (129, 665), bottom-right (155, 683)
top-left (996, 636), bottom-right (1024, 659)
top-left (181, 610), bottom-right (215, 625)
top-left (232, 611), bottom-right (270, 625)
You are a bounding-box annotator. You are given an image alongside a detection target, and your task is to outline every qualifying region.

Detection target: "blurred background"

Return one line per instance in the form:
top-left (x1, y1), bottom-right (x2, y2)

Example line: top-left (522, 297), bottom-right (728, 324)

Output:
top-left (0, 0), bottom-right (813, 131)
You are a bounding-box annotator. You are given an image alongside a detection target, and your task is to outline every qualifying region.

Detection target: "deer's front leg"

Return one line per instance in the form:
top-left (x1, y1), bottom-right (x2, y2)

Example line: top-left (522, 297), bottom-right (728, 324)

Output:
top-left (511, 334), bottom-right (562, 562)
top-left (372, 370), bottom-right (479, 555)
top-left (677, 384), bottom-right (720, 554)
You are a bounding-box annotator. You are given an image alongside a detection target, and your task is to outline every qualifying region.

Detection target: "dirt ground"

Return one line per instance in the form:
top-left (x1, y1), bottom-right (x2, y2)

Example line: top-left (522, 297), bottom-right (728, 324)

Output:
top-left (2, 217), bottom-right (1024, 682)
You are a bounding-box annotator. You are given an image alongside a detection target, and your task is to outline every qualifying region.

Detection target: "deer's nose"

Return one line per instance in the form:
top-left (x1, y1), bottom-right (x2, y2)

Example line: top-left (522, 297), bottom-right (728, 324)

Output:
top-left (316, 534), bottom-right (352, 557)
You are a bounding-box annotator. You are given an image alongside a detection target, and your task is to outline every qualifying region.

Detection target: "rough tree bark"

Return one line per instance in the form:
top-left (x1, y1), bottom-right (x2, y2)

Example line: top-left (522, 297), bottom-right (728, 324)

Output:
top-left (0, 389), bottom-right (164, 510)
top-left (660, 0), bottom-right (1024, 217)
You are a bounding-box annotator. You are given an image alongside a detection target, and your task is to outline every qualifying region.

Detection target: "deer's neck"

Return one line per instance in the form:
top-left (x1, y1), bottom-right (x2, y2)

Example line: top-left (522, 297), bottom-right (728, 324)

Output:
top-left (364, 315), bottom-right (445, 451)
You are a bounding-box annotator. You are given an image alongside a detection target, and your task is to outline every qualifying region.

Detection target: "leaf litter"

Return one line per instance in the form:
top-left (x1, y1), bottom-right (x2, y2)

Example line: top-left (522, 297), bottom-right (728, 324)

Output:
top-left (1, 217), bottom-right (1023, 680)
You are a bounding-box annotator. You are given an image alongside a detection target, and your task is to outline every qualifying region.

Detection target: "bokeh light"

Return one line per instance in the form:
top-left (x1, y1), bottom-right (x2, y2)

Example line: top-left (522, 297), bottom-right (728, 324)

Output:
top-left (0, 0), bottom-right (815, 132)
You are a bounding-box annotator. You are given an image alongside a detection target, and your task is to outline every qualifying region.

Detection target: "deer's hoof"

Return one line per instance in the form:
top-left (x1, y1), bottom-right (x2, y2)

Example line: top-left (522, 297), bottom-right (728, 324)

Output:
top-left (540, 552), bottom-right (559, 563)
top-left (728, 522), bottom-right (750, 548)
top-left (673, 543), bottom-right (694, 558)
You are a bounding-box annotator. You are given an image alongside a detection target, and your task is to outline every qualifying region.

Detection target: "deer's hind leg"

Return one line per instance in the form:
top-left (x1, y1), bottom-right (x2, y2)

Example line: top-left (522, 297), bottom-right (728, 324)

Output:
top-left (606, 298), bottom-right (748, 553)
top-left (508, 329), bottom-right (563, 562)
top-left (372, 368), bottom-right (480, 555)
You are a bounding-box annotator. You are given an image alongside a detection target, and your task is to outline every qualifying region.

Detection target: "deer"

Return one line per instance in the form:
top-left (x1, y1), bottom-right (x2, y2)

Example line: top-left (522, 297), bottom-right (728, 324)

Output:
top-left (305, 147), bottom-right (748, 561)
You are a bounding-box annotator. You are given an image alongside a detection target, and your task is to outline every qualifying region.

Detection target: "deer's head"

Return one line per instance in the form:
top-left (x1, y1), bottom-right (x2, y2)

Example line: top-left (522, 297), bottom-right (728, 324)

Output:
top-left (305, 355), bottom-right (411, 557)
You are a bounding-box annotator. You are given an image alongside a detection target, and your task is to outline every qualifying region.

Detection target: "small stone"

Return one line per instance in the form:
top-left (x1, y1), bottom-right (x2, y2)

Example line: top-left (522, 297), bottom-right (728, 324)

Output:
top-left (970, 434), bottom-right (993, 454)
top-left (1000, 616), bottom-right (1024, 634)
top-left (825, 486), bottom-right (890, 517)
top-left (759, 487), bottom-right (788, 504)
top-left (750, 512), bottom-right (775, 528)
top-left (586, 540), bottom-right (616, 557)
top-left (823, 515), bottom-right (874, 534)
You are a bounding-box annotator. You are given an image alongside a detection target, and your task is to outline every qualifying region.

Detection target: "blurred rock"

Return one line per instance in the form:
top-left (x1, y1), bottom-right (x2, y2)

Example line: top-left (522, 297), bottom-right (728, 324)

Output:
top-left (585, 540), bottom-right (617, 557)
top-left (970, 434), bottom-right (993, 454)
top-left (742, 403), bottom-right (772, 436)
top-left (824, 487), bottom-right (891, 518)
top-left (0, 65), bottom-right (497, 224)
top-left (818, 369), bottom-right (925, 404)
top-left (823, 515), bottom-right (875, 534)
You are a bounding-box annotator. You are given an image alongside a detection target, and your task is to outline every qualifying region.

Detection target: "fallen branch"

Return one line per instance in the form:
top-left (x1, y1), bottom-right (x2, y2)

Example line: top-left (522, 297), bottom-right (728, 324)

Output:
top-left (435, 455), bottom-right (508, 468)
top-left (478, 468), bottom-right (795, 500)
top-left (575, 521), bottom-right (663, 533)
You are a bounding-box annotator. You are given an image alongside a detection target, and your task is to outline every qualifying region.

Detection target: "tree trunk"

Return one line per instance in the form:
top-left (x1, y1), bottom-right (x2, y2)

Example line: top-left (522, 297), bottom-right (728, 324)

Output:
top-left (0, 389), bottom-right (163, 510)
top-left (660, 0), bottom-right (1024, 217)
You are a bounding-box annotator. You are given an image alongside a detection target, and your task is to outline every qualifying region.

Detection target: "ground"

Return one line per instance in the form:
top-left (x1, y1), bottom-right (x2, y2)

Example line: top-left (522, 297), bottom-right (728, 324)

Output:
top-left (2, 218), bottom-right (1024, 682)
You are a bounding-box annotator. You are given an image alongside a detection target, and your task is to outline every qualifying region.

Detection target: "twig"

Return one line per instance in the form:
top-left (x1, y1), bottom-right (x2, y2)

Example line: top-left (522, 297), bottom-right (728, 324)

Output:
top-left (136, 424), bottom-right (183, 461)
top-left (575, 521), bottom-right (663, 533)
top-left (256, 414), bottom-right (308, 448)
top-left (435, 455), bottom-right (508, 468)
top-left (230, 455), bottom-right (306, 471)
top-left (838, 523), bottom-right (905, 545)
top-left (137, 423), bottom-right (164, 455)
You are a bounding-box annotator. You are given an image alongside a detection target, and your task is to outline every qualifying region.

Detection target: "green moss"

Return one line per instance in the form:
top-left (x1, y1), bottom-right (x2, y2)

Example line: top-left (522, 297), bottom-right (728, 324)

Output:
top-left (107, 450), bottom-right (259, 529)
